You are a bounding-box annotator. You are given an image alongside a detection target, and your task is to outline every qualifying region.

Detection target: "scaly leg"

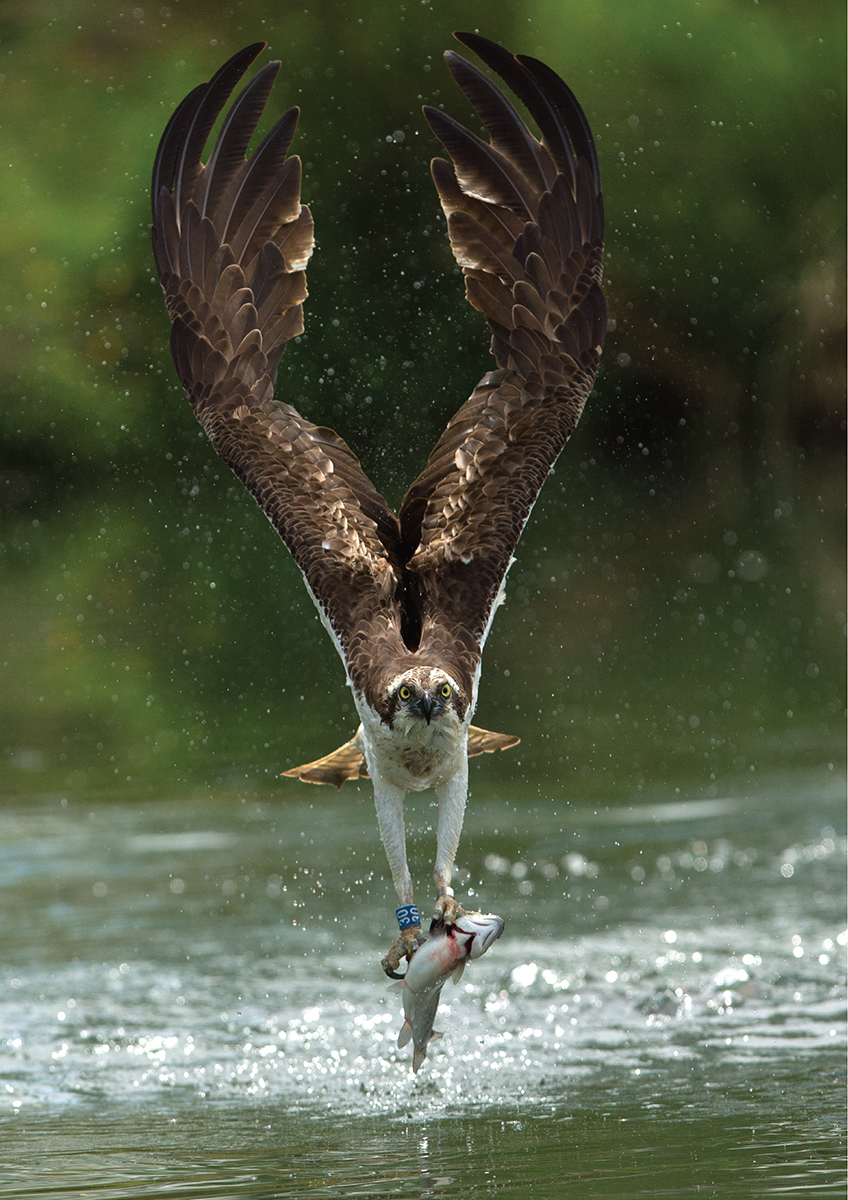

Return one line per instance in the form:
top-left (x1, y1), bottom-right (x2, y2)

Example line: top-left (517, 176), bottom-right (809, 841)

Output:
top-left (432, 758), bottom-right (468, 929)
top-left (381, 926), bottom-right (424, 977)
top-left (372, 776), bottom-right (422, 976)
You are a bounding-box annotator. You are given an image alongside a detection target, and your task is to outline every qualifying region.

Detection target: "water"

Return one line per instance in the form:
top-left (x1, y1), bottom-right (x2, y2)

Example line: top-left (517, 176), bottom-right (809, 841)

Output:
top-left (2, 769), bottom-right (844, 1196)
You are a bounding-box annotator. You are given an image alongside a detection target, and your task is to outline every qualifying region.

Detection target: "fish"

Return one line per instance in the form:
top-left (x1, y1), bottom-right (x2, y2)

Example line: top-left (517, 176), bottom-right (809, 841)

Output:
top-left (390, 910), bottom-right (504, 1072)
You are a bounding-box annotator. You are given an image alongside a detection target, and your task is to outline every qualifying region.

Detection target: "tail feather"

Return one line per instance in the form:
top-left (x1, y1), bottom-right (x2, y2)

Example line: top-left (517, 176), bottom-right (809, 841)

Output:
top-left (281, 735), bottom-right (368, 788)
top-left (467, 725), bottom-right (520, 757)
top-left (282, 724), bottom-right (519, 788)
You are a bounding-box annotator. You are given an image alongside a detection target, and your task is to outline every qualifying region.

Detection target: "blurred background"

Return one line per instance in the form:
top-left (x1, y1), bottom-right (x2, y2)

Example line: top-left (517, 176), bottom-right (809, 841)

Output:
top-left (0, 0), bottom-right (844, 805)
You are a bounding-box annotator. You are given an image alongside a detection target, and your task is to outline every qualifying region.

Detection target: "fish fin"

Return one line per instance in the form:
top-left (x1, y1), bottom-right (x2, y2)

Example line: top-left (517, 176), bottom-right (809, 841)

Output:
top-left (467, 725), bottom-right (520, 757)
top-left (281, 733), bottom-right (369, 788)
top-left (411, 1030), bottom-right (442, 1071)
top-left (397, 1019), bottom-right (413, 1049)
top-left (387, 980), bottom-right (405, 993)
top-left (450, 961), bottom-right (467, 985)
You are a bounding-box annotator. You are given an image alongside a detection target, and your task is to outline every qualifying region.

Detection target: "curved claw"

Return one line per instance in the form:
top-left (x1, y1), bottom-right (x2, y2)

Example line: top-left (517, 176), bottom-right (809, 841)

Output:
top-left (431, 892), bottom-right (464, 932)
top-left (381, 926), bottom-right (423, 978)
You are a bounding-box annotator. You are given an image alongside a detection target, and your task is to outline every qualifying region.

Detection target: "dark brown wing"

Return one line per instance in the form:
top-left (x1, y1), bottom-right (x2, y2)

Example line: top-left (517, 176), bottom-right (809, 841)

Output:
top-left (151, 44), bottom-right (408, 694)
top-left (400, 32), bottom-right (607, 662)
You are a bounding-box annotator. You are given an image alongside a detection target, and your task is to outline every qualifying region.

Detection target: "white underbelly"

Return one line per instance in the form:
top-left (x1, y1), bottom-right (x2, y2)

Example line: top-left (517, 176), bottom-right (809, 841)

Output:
top-left (378, 742), bottom-right (461, 791)
top-left (356, 699), bottom-right (467, 792)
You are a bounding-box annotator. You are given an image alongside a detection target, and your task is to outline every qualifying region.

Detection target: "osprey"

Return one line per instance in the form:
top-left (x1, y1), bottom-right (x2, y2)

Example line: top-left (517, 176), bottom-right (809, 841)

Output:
top-left (151, 33), bottom-right (606, 975)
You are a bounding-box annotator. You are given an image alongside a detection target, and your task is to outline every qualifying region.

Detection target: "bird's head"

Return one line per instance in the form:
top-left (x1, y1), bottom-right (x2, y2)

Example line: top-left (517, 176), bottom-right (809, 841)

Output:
top-left (382, 666), bottom-right (466, 733)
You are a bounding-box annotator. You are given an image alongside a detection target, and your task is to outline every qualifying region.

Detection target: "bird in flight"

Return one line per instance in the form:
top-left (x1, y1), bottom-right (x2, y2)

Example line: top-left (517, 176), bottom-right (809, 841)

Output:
top-left (151, 32), bottom-right (606, 976)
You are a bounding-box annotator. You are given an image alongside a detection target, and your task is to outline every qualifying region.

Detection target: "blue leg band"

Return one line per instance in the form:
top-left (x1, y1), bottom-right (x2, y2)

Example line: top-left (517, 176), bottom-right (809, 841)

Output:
top-left (396, 904), bottom-right (420, 930)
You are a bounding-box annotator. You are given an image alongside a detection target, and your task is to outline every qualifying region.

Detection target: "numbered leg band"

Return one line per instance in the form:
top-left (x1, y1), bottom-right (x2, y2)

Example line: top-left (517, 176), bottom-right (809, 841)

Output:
top-left (437, 886), bottom-right (455, 898)
top-left (396, 904), bottom-right (420, 930)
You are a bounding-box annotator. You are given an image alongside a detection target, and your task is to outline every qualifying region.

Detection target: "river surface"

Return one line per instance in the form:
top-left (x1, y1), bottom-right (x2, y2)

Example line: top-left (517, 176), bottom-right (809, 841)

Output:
top-left (2, 768), bottom-right (845, 1197)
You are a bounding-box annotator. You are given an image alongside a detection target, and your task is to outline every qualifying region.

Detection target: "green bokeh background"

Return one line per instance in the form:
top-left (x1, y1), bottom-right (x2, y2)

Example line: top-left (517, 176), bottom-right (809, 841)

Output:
top-left (1, 0), bottom-right (844, 802)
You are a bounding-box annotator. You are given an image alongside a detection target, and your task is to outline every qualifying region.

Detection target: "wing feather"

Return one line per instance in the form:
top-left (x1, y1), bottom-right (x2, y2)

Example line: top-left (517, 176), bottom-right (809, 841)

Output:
top-left (151, 36), bottom-right (606, 710)
top-left (399, 33), bottom-right (607, 665)
top-left (442, 51), bottom-right (555, 191)
top-left (424, 107), bottom-right (536, 213)
top-left (151, 45), bottom-right (407, 696)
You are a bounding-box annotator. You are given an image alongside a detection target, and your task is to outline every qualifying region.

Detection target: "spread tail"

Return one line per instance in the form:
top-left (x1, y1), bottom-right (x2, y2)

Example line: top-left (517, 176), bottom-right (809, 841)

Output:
top-left (467, 726), bottom-right (520, 757)
top-left (282, 724), bottom-right (519, 788)
top-left (281, 735), bottom-right (368, 789)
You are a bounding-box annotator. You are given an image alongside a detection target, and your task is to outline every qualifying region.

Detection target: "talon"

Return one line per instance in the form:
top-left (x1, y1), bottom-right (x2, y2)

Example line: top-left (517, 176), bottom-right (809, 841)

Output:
top-left (381, 925), bottom-right (422, 978)
top-left (432, 892), bottom-right (464, 932)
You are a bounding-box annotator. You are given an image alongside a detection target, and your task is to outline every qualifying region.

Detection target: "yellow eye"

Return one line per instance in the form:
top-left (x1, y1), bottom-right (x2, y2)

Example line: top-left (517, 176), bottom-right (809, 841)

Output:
top-left (399, 685), bottom-right (411, 701)
top-left (440, 683), bottom-right (452, 698)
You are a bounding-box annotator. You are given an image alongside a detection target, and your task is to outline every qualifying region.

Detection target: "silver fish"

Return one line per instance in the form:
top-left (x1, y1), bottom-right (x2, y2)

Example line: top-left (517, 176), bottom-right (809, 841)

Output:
top-left (390, 910), bottom-right (504, 1072)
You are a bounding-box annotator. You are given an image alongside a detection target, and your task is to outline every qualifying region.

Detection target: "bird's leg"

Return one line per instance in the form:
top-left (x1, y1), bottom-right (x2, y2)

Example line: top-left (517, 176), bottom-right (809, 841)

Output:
top-left (381, 923), bottom-right (424, 979)
top-left (373, 777), bottom-right (422, 976)
top-left (432, 759), bottom-right (468, 929)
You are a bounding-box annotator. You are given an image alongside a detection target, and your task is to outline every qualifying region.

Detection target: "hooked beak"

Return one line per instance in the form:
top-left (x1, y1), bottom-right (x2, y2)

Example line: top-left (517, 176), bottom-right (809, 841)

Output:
top-left (420, 693), bottom-right (433, 724)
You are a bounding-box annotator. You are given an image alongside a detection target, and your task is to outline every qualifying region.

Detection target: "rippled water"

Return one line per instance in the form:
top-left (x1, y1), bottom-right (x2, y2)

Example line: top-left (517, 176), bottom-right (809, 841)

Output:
top-left (2, 770), bottom-right (845, 1196)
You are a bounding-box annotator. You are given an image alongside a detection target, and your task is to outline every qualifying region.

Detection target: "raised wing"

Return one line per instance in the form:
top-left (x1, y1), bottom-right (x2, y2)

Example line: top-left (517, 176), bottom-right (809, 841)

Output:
top-left (151, 44), bottom-right (409, 694)
top-left (400, 32), bottom-right (607, 660)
